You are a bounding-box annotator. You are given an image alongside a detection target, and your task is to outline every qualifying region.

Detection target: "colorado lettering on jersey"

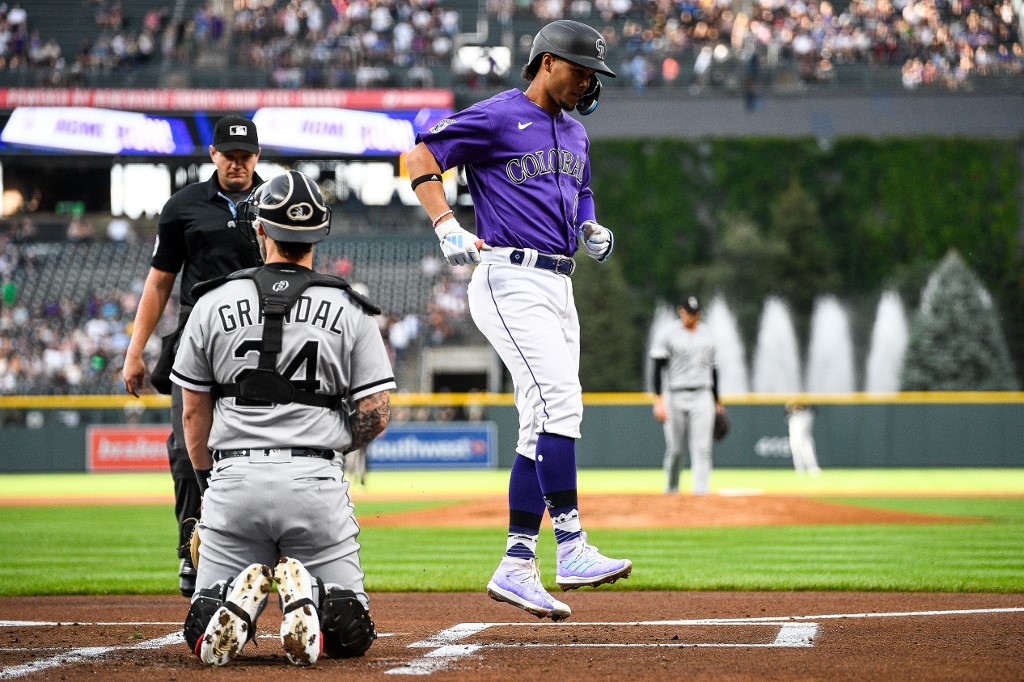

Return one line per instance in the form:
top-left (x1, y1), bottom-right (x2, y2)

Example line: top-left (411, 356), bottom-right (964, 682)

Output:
top-left (505, 148), bottom-right (585, 185)
top-left (217, 296), bottom-right (345, 335)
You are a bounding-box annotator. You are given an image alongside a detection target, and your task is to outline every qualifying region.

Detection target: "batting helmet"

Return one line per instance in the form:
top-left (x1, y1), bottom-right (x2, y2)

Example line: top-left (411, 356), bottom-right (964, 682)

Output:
top-left (246, 170), bottom-right (331, 244)
top-left (527, 20), bottom-right (616, 77)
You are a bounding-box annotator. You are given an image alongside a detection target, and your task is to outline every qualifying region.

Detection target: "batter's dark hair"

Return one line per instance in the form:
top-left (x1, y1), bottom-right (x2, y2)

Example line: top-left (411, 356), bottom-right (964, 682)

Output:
top-left (274, 241), bottom-right (314, 260)
top-left (521, 54), bottom-right (544, 81)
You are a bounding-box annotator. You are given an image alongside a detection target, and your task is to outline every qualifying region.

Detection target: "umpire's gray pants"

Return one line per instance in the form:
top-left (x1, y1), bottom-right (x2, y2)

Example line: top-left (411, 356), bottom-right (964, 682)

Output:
top-left (194, 454), bottom-right (368, 608)
top-left (662, 388), bottom-right (715, 494)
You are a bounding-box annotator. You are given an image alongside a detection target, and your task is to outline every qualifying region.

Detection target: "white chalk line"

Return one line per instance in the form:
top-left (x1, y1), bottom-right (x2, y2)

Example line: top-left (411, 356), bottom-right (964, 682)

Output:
top-left (0, 632), bottom-right (182, 680)
top-left (385, 606), bottom-right (1024, 676)
top-left (2, 607), bottom-right (1020, 678)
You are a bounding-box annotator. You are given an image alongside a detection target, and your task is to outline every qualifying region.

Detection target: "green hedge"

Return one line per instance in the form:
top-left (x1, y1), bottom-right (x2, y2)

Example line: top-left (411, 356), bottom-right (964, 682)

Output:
top-left (579, 138), bottom-right (1022, 390)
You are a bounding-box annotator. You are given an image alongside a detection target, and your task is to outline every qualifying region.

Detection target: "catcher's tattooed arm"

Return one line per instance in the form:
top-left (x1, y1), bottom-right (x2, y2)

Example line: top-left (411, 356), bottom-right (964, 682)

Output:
top-left (347, 389), bottom-right (391, 453)
top-left (181, 388), bottom-right (214, 471)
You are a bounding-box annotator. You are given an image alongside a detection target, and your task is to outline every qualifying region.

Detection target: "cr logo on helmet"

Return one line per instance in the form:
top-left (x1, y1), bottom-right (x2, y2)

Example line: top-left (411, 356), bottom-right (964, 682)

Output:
top-left (287, 203), bottom-right (314, 220)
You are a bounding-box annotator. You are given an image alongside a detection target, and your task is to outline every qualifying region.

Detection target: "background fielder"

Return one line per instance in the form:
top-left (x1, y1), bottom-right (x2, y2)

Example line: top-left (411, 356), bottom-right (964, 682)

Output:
top-left (650, 295), bottom-right (724, 495)
top-left (405, 19), bottom-right (632, 622)
top-left (171, 170), bottom-right (392, 667)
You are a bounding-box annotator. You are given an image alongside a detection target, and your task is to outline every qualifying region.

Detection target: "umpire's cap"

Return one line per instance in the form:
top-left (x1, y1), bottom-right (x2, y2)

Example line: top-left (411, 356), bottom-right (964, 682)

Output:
top-left (213, 115), bottom-right (259, 154)
top-left (250, 170), bottom-right (331, 244)
top-left (528, 20), bottom-right (616, 77)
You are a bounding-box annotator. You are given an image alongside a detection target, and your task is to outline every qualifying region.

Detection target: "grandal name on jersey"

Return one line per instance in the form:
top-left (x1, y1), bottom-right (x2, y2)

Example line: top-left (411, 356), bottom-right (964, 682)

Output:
top-left (216, 294), bottom-right (346, 336)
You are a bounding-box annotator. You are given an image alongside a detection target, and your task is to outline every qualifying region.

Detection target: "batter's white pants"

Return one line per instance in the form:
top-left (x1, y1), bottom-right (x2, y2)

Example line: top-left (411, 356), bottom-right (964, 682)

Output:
top-left (468, 255), bottom-right (583, 460)
top-left (788, 410), bottom-right (821, 475)
top-left (662, 388), bottom-right (715, 494)
top-left (195, 455), bottom-right (368, 608)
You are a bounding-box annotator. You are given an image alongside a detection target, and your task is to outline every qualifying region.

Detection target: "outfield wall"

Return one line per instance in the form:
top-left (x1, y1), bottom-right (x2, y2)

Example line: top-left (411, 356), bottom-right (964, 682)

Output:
top-left (0, 394), bottom-right (1021, 472)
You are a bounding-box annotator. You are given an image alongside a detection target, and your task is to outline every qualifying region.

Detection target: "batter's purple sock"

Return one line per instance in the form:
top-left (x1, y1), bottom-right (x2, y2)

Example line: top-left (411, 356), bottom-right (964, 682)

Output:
top-left (535, 433), bottom-right (582, 545)
top-left (505, 454), bottom-right (544, 560)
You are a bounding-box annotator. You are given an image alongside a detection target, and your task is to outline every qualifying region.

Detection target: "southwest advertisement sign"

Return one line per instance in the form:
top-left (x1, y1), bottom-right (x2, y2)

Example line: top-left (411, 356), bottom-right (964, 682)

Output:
top-left (366, 422), bottom-right (497, 470)
top-left (87, 425), bottom-right (171, 472)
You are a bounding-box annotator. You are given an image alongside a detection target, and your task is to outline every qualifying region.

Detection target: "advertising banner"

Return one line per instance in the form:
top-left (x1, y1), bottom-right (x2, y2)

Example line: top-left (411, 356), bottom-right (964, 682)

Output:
top-left (366, 422), bottom-right (498, 470)
top-left (87, 425), bottom-right (171, 472)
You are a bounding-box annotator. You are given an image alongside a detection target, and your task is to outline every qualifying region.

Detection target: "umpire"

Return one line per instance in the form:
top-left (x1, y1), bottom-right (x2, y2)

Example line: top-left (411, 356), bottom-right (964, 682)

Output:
top-left (172, 170), bottom-right (392, 667)
top-left (123, 115), bottom-right (265, 597)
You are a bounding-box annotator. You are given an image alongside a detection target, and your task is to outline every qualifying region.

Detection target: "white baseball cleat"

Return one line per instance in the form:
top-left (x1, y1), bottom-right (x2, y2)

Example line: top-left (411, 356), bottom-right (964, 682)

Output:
top-left (555, 533), bottom-right (633, 591)
top-left (199, 563), bottom-right (272, 666)
top-left (487, 556), bottom-right (571, 621)
top-left (274, 556), bottom-right (323, 666)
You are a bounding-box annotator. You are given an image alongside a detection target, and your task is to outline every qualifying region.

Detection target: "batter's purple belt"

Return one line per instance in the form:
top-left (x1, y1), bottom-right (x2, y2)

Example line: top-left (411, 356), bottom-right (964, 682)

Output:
top-left (212, 448), bottom-right (335, 461)
top-left (509, 249), bottom-right (576, 276)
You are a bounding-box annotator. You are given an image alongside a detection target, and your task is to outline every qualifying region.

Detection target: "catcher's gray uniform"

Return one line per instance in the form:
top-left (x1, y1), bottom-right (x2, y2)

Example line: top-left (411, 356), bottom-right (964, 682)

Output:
top-left (650, 303), bottom-right (718, 494)
top-left (171, 271), bottom-right (396, 606)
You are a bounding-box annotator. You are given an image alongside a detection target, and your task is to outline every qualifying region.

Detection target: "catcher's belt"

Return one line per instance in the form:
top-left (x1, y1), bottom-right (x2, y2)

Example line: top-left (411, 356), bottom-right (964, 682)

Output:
top-left (212, 448), bottom-right (335, 461)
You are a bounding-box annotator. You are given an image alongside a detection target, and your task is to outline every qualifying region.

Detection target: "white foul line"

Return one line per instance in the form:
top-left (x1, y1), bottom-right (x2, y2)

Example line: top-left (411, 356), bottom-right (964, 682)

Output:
top-left (0, 632), bottom-right (183, 680)
top-left (385, 606), bottom-right (1024, 676)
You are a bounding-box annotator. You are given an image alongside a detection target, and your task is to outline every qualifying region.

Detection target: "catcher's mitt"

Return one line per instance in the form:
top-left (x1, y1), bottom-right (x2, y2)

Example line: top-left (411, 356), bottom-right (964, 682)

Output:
top-left (186, 519), bottom-right (201, 569)
top-left (713, 407), bottom-right (730, 441)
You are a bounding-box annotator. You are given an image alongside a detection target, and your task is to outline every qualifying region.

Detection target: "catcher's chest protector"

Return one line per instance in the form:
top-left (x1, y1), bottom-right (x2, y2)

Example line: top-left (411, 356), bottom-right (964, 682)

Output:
top-left (194, 264), bottom-right (380, 407)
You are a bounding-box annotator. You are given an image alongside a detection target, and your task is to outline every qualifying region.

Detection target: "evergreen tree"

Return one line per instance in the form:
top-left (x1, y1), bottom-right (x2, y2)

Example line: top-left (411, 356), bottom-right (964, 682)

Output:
top-left (574, 254), bottom-right (647, 391)
top-left (901, 251), bottom-right (1019, 390)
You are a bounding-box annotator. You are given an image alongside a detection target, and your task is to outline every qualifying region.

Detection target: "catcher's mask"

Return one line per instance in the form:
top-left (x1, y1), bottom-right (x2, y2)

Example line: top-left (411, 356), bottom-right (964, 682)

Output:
top-left (527, 20), bottom-right (614, 115)
top-left (239, 170), bottom-right (331, 244)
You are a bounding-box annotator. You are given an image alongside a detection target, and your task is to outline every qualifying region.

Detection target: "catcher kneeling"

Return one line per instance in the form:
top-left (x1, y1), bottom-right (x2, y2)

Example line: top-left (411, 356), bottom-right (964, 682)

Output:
top-left (171, 171), bottom-right (395, 667)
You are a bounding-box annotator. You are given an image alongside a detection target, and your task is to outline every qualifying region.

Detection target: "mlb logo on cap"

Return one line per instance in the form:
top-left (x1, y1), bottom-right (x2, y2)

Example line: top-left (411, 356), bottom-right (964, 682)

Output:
top-left (213, 115), bottom-right (260, 154)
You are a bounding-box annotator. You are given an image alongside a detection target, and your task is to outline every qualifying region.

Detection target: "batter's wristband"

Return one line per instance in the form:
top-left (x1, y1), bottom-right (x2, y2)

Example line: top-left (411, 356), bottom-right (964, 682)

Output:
top-left (431, 209), bottom-right (455, 229)
top-left (194, 468), bottom-right (212, 494)
top-left (411, 173), bottom-right (443, 191)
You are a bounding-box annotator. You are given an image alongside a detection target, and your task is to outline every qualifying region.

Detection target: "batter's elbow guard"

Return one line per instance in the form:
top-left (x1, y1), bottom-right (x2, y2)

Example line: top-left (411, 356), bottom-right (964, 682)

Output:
top-left (320, 588), bottom-right (377, 658)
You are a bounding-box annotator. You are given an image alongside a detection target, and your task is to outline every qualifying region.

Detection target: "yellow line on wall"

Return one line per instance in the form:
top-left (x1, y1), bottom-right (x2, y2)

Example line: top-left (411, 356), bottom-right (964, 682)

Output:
top-left (1, 391), bottom-right (1022, 410)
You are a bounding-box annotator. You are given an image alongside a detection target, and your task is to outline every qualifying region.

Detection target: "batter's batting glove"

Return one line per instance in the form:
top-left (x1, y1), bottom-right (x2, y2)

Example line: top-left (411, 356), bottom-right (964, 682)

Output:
top-left (434, 217), bottom-right (483, 266)
top-left (578, 221), bottom-right (614, 263)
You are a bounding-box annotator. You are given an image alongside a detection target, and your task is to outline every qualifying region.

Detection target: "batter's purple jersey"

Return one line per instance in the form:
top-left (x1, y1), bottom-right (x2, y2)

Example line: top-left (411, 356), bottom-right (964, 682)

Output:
top-left (416, 89), bottom-right (596, 257)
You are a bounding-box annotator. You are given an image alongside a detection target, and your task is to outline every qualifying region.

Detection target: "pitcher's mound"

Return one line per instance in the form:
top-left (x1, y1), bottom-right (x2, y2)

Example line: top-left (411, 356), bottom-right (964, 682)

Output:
top-left (360, 494), bottom-right (976, 528)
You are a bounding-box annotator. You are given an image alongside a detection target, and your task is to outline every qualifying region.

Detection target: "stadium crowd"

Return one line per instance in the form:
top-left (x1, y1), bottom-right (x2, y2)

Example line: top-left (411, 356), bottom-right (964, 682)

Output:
top-left (1, 0), bottom-right (1020, 90)
top-left (0, 221), bottom-right (480, 396)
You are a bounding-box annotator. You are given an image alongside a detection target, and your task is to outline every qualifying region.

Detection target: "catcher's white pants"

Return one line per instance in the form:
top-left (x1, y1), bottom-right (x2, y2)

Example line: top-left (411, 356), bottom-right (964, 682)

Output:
top-left (662, 388), bottom-right (715, 494)
top-left (468, 254), bottom-right (583, 460)
top-left (788, 410), bottom-right (821, 474)
top-left (194, 455), bottom-right (368, 607)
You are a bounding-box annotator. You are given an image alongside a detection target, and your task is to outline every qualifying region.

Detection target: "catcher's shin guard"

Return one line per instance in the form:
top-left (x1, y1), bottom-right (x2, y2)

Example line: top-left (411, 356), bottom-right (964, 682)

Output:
top-left (183, 584), bottom-right (228, 655)
top-left (319, 586), bottom-right (377, 658)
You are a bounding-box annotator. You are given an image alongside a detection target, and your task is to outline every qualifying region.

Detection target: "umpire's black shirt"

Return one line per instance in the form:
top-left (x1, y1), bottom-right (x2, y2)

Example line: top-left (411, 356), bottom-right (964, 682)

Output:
top-left (151, 171), bottom-right (265, 308)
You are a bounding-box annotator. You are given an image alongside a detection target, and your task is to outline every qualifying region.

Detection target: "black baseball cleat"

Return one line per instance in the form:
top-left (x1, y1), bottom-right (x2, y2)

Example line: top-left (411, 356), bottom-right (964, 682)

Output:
top-left (179, 556), bottom-right (197, 598)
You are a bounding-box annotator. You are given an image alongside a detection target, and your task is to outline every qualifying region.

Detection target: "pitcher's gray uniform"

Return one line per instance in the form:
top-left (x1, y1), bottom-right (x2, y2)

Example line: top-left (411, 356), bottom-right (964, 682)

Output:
top-left (650, 296), bottom-right (719, 494)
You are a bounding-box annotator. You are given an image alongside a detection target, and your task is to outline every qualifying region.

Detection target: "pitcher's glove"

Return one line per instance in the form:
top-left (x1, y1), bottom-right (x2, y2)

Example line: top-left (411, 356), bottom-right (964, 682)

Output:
top-left (434, 217), bottom-right (483, 266)
top-left (578, 221), bottom-right (614, 262)
top-left (713, 407), bottom-right (730, 442)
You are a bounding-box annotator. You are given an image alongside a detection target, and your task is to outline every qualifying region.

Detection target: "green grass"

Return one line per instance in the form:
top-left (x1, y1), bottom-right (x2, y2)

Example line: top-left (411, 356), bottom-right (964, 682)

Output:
top-left (3, 468), bottom-right (1023, 499)
top-left (1, 493), bottom-right (1022, 596)
top-left (1, 470), bottom-right (1022, 595)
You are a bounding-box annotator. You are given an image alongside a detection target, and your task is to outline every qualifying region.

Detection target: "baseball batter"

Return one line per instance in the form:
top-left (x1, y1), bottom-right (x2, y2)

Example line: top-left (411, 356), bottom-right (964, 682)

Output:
top-left (650, 295), bottom-right (723, 494)
top-left (406, 19), bottom-right (632, 622)
top-left (171, 171), bottom-right (393, 666)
